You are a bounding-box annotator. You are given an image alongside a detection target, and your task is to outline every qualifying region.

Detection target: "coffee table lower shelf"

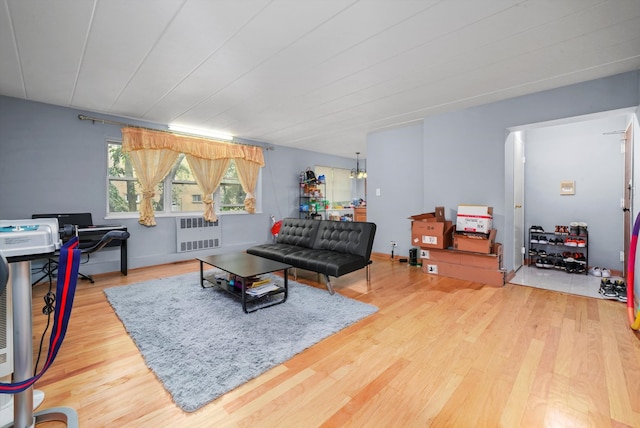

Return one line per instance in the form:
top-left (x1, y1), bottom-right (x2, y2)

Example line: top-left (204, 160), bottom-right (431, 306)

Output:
top-left (203, 275), bottom-right (287, 312)
top-left (198, 253), bottom-right (291, 313)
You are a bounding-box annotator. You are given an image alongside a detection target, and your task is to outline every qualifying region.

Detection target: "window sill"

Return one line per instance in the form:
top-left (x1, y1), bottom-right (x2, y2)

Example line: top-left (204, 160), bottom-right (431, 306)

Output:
top-left (105, 211), bottom-right (260, 221)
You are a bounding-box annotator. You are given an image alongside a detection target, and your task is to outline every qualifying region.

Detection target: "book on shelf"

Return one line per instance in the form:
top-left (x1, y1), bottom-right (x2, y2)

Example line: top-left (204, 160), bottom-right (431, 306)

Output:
top-left (245, 282), bottom-right (281, 297)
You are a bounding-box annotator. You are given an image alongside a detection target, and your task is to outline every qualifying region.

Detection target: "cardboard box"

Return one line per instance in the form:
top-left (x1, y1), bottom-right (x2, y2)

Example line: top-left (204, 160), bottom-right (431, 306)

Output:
top-left (456, 205), bottom-right (493, 234)
top-left (422, 260), bottom-right (504, 287)
top-left (408, 206), bottom-right (445, 223)
top-left (453, 228), bottom-right (497, 254)
top-left (421, 244), bottom-right (502, 270)
top-left (411, 220), bottom-right (454, 249)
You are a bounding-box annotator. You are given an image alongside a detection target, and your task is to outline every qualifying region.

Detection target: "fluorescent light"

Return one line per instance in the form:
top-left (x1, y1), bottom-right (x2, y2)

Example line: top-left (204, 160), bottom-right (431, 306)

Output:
top-left (168, 124), bottom-right (233, 141)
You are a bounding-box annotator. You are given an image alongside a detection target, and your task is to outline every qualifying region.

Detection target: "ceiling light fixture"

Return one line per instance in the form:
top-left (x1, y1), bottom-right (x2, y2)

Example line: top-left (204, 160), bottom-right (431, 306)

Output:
top-left (168, 124), bottom-right (233, 141)
top-left (350, 152), bottom-right (367, 179)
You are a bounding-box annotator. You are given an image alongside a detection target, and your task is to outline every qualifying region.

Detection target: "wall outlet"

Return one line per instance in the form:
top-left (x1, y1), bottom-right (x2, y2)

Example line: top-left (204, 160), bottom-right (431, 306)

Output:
top-left (376, 188), bottom-right (381, 196)
top-left (426, 264), bottom-right (438, 274)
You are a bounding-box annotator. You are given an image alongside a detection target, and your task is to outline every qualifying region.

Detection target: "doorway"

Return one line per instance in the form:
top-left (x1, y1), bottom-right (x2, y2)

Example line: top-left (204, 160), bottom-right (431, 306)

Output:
top-left (508, 109), bottom-right (636, 297)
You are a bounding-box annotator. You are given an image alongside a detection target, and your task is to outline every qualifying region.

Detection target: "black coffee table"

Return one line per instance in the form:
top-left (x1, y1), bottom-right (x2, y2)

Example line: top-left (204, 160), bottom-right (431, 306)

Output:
top-left (197, 252), bottom-right (291, 313)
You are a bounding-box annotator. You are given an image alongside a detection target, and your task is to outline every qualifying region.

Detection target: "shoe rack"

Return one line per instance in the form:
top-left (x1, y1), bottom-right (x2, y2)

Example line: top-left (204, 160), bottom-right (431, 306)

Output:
top-left (528, 224), bottom-right (588, 274)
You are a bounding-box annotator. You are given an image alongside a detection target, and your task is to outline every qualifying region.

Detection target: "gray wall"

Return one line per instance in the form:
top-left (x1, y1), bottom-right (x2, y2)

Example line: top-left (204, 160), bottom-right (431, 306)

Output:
top-left (0, 95), bottom-right (354, 277)
top-left (366, 71), bottom-right (640, 273)
top-left (367, 122), bottom-right (424, 255)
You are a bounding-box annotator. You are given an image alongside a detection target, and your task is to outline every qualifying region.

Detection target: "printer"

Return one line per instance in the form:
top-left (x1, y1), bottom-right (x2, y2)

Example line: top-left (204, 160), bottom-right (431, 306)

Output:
top-left (0, 218), bottom-right (61, 258)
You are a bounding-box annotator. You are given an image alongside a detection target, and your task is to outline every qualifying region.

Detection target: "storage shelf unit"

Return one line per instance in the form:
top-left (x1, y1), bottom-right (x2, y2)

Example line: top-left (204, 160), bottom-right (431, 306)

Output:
top-left (299, 179), bottom-right (326, 220)
top-left (528, 226), bottom-right (588, 274)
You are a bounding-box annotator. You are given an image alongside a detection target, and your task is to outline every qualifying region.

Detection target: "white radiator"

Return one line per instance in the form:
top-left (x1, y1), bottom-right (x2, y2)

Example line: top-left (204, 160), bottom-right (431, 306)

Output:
top-left (0, 281), bottom-right (12, 379)
top-left (176, 217), bottom-right (221, 253)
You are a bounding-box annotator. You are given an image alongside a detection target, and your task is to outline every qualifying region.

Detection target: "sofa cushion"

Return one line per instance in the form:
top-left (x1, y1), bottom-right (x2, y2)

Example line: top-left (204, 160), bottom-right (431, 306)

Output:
top-left (284, 249), bottom-right (367, 277)
top-left (312, 220), bottom-right (376, 260)
top-left (246, 243), bottom-right (306, 263)
top-left (276, 218), bottom-right (320, 248)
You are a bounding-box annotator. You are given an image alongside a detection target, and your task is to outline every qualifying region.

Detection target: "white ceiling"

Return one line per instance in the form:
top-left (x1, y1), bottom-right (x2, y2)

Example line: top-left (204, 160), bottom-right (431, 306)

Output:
top-left (1, 0), bottom-right (639, 159)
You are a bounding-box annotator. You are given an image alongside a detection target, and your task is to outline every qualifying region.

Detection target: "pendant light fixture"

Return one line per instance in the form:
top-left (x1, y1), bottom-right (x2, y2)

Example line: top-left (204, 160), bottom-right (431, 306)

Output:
top-left (350, 152), bottom-right (367, 179)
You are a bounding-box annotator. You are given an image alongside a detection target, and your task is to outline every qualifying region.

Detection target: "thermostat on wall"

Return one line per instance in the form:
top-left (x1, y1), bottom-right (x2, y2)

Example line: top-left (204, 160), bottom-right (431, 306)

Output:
top-left (560, 180), bottom-right (575, 195)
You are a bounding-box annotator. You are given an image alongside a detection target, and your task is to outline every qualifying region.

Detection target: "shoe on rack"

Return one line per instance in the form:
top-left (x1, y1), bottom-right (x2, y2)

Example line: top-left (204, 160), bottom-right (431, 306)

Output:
top-left (574, 254), bottom-right (586, 264)
top-left (528, 248), bottom-right (538, 256)
top-left (589, 267), bottom-right (602, 277)
top-left (576, 238), bottom-right (586, 248)
top-left (599, 279), bottom-right (618, 299)
top-left (538, 250), bottom-right (547, 258)
top-left (554, 261), bottom-right (566, 270)
top-left (601, 268), bottom-right (611, 278)
top-left (530, 235), bottom-right (539, 244)
top-left (565, 237), bottom-right (578, 247)
top-left (578, 222), bottom-right (588, 236)
top-left (569, 222), bottom-right (580, 235)
top-left (535, 258), bottom-right (544, 268)
top-left (538, 236), bottom-right (548, 244)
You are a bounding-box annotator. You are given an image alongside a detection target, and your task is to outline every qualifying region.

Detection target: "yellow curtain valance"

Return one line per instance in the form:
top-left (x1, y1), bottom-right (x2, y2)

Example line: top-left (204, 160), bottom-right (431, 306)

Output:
top-left (121, 127), bottom-right (264, 165)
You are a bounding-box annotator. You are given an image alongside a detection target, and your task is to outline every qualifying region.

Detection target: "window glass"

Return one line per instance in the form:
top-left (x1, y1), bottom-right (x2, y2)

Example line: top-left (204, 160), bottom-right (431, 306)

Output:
top-left (171, 155), bottom-right (201, 212)
top-left (315, 165), bottom-right (352, 208)
top-left (219, 160), bottom-right (246, 212)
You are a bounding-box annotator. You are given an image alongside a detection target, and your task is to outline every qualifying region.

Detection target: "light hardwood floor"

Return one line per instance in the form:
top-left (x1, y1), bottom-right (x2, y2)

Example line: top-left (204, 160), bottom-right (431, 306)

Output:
top-left (24, 254), bottom-right (640, 427)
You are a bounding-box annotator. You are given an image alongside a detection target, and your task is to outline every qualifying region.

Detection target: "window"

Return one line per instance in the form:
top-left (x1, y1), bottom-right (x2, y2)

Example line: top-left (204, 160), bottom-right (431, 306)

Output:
top-left (107, 141), bottom-right (249, 215)
top-left (315, 165), bottom-right (353, 207)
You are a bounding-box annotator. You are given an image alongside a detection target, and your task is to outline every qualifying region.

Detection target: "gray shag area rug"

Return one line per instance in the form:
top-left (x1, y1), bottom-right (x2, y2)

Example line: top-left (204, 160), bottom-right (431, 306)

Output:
top-left (103, 271), bottom-right (378, 412)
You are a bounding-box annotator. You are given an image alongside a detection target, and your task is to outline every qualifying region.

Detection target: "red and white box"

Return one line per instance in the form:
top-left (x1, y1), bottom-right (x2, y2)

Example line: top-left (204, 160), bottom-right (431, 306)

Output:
top-left (456, 205), bottom-right (493, 234)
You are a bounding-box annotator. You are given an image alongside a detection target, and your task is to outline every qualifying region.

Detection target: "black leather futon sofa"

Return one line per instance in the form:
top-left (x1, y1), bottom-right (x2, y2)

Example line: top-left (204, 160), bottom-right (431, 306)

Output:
top-left (246, 217), bottom-right (376, 294)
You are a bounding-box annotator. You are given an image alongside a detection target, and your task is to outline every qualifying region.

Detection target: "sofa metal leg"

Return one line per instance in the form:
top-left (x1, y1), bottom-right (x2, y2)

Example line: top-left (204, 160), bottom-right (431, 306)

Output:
top-left (366, 264), bottom-right (371, 283)
top-left (323, 274), bottom-right (335, 295)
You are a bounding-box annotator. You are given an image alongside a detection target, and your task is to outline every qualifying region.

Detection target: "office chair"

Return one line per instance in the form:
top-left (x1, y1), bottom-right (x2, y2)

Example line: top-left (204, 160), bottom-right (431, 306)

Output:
top-left (33, 230), bottom-right (130, 285)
